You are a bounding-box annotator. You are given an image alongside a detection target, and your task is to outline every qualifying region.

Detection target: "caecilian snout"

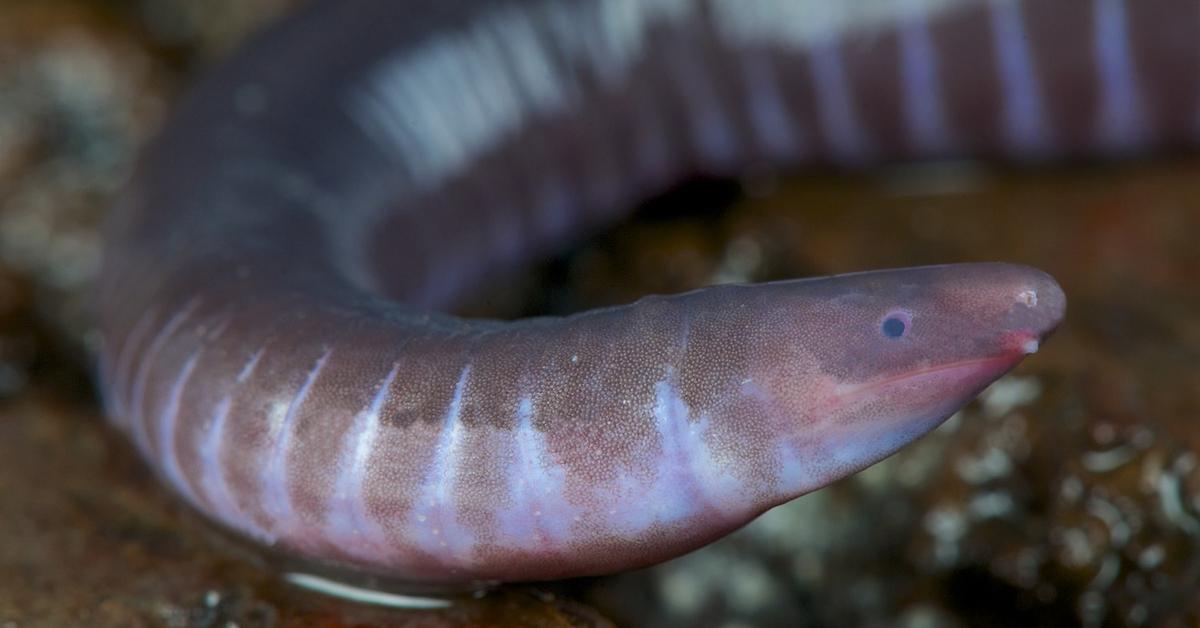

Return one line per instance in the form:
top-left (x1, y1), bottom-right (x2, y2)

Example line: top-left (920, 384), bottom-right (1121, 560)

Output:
top-left (994, 266), bottom-right (1066, 356)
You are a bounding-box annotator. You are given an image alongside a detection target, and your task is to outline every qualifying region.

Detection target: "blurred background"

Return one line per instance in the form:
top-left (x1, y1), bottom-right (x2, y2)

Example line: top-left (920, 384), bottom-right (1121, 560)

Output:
top-left (1, 0), bottom-right (1199, 626)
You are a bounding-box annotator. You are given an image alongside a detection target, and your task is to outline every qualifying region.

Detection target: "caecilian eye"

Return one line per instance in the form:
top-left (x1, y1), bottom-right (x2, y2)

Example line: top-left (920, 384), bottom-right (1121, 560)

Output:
top-left (880, 310), bottom-right (912, 339)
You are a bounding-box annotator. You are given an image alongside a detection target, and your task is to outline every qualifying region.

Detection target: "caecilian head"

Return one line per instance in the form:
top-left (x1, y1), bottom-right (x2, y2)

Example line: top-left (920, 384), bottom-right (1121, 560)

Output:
top-left (755, 262), bottom-right (1065, 496)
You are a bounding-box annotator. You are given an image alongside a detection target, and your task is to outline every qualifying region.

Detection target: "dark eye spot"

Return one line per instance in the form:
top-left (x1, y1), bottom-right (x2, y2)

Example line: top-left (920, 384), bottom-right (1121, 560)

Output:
top-left (879, 309), bottom-right (912, 339)
top-left (882, 317), bottom-right (906, 338)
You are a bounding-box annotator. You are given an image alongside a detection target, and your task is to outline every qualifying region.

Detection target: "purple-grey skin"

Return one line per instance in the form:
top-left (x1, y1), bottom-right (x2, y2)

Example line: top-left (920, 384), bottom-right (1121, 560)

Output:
top-left (99, 0), bottom-right (1200, 588)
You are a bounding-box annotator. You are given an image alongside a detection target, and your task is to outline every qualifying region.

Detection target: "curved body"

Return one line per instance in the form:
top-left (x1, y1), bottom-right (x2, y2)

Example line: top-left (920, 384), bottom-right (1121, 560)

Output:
top-left (96, 0), bottom-right (1200, 586)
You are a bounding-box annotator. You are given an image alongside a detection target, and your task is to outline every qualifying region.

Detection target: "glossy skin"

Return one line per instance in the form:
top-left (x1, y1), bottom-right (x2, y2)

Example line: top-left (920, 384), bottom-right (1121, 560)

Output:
top-left (99, 0), bottom-right (1200, 587)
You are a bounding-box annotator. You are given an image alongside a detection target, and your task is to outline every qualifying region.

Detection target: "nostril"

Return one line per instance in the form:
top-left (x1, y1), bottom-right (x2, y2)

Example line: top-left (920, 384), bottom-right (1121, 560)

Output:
top-left (1017, 289), bottom-right (1038, 307)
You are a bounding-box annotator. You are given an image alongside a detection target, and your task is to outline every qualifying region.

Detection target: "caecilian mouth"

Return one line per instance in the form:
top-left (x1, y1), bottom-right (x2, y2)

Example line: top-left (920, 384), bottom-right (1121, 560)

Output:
top-left (831, 328), bottom-right (1043, 403)
top-left (831, 353), bottom-right (1026, 404)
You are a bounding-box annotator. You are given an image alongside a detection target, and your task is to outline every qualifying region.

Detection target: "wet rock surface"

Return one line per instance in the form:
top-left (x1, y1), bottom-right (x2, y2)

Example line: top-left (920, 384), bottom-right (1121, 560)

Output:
top-left (1, 1), bottom-right (1199, 626)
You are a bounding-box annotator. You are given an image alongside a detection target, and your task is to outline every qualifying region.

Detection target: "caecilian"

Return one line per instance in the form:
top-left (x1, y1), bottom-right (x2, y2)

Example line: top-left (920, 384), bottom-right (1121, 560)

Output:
top-left (99, 0), bottom-right (1197, 588)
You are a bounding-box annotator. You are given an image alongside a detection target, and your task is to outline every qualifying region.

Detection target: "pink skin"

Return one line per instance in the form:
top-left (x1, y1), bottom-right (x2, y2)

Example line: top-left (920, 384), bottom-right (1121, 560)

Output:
top-left (258, 263), bottom-right (1065, 587)
top-left (100, 261), bottom-right (1064, 590)
top-left (750, 264), bottom-right (1064, 507)
top-left (95, 0), bottom-right (1115, 589)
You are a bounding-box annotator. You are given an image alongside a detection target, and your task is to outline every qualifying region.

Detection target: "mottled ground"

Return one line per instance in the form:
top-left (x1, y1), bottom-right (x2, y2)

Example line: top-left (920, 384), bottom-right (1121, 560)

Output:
top-left (1, 1), bottom-right (1199, 627)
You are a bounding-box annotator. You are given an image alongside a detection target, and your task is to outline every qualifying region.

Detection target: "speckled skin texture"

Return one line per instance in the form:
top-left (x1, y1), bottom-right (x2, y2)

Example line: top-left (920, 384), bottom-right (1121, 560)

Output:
top-left (96, 0), bottom-right (1200, 587)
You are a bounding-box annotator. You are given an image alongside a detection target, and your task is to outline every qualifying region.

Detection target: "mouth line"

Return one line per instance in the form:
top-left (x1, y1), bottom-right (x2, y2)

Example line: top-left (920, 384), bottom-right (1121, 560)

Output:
top-left (832, 353), bottom-right (1024, 402)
